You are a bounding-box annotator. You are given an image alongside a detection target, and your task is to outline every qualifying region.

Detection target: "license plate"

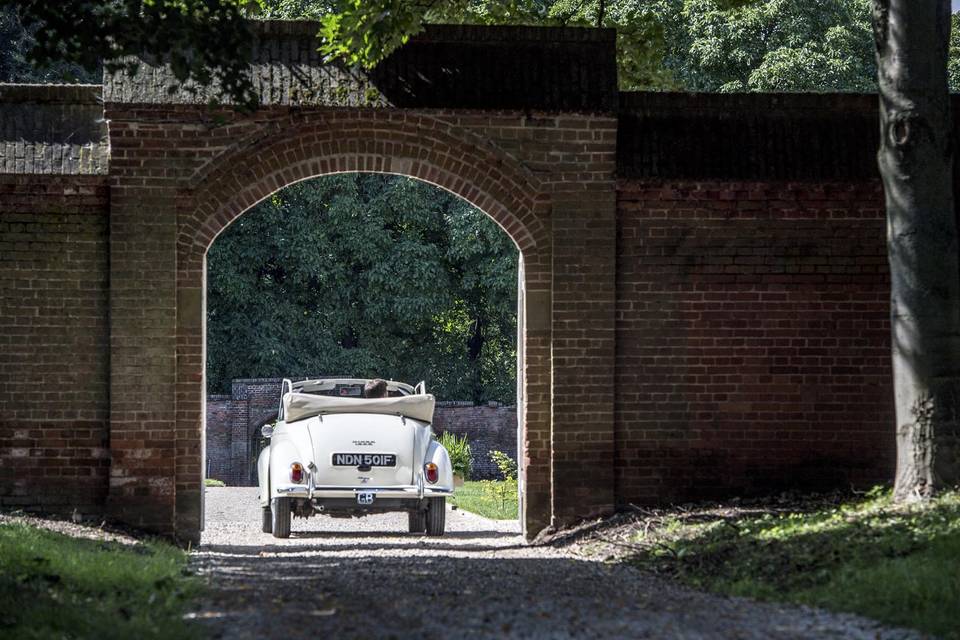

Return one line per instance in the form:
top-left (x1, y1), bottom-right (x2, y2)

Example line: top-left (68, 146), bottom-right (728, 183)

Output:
top-left (332, 453), bottom-right (397, 467)
top-left (357, 492), bottom-right (375, 505)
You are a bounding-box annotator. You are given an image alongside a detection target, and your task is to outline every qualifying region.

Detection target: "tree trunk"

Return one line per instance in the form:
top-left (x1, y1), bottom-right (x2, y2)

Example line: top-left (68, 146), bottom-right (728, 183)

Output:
top-left (467, 316), bottom-right (485, 405)
top-left (872, 0), bottom-right (960, 501)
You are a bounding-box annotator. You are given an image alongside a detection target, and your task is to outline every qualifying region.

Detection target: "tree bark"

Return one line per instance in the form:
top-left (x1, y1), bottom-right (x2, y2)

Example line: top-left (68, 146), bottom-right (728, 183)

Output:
top-left (467, 316), bottom-right (485, 404)
top-left (872, 0), bottom-right (960, 501)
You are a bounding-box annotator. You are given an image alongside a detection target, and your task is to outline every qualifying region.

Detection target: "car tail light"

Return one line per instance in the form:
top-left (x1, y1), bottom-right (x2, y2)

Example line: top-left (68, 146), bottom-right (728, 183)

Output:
top-left (290, 462), bottom-right (304, 483)
top-left (424, 462), bottom-right (439, 484)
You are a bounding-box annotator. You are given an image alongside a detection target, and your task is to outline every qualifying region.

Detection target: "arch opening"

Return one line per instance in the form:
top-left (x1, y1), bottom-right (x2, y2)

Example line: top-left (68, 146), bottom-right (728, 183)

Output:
top-left (199, 171), bottom-right (527, 536)
top-left (175, 110), bottom-right (554, 542)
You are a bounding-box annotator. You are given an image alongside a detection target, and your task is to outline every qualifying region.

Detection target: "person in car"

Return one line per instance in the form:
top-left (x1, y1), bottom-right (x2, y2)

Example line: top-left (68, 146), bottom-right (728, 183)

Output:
top-left (363, 378), bottom-right (388, 398)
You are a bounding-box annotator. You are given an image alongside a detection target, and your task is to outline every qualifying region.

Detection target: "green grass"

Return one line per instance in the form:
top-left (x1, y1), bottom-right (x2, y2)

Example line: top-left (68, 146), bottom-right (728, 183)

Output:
top-left (452, 480), bottom-right (518, 520)
top-left (0, 522), bottom-right (203, 640)
top-left (203, 478), bottom-right (226, 487)
top-left (615, 489), bottom-right (960, 638)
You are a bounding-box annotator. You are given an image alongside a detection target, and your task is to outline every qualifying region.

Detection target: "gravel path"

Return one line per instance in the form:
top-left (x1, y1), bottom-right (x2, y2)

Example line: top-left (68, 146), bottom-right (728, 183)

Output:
top-left (190, 488), bottom-right (921, 640)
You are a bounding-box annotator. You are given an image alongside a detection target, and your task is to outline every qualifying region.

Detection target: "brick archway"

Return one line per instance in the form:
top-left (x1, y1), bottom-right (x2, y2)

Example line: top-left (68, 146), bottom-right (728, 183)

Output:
top-left (181, 111), bottom-right (547, 265)
top-left (4, 23), bottom-right (897, 548)
top-left (174, 110), bottom-right (554, 539)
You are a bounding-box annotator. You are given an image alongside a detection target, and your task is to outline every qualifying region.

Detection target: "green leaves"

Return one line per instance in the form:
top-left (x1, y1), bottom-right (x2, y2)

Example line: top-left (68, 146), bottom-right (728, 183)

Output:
top-left (315, 0), bottom-right (554, 67)
top-left (439, 431), bottom-right (473, 478)
top-left (206, 173), bottom-right (519, 404)
top-left (489, 449), bottom-right (517, 480)
top-left (318, 0), bottom-right (422, 67)
top-left (4, 0), bottom-right (259, 107)
top-left (655, 0), bottom-right (878, 92)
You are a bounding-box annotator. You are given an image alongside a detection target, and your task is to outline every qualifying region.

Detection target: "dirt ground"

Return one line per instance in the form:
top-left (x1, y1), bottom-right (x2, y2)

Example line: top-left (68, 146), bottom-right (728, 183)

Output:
top-left (185, 487), bottom-right (921, 639)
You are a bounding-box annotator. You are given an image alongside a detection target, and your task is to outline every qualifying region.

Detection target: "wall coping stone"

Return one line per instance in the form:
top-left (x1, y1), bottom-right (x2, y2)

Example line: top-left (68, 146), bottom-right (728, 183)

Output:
top-left (0, 84), bottom-right (102, 105)
top-left (102, 20), bottom-right (618, 112)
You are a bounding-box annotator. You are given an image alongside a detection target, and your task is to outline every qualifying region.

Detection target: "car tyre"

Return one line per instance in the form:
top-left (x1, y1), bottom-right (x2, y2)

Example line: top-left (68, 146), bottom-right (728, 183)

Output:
top-left (425, 497), bottom-right (445, 536)
top-left (271, 497), bottom-right (291, 538)
top-left (408, 509), bottom-right (426, 533)
top-left (261, 506), bottom-right (272, 533)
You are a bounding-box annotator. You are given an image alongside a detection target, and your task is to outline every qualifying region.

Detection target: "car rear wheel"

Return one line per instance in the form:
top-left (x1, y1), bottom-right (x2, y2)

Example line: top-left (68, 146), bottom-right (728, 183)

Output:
top-left (408, 509), bottom-right (426, 533)
top-left (261, 506), bottom-right (272, 533)
top-left (425, 497), bottom-right (445, 536)
top-left (271, 497), bottom-right (291, 538)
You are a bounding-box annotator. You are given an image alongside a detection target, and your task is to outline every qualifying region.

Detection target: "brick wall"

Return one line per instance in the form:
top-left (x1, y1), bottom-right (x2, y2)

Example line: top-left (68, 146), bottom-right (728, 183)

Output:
top-left (614, 179), bottom-right (894, 504)
top-left (433, 402), bottom-right (518, 480)
top-left (204, 395), bottom-right (232, 483)
top-left (0, 175), bottom-right (111, 516)
top-left (0, 28), bottom-right (923, 542)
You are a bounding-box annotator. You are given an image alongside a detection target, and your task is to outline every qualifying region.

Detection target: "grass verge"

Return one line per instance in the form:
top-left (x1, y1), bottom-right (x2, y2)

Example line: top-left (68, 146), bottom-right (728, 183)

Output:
top-left (452, 480), bottom-right (518, 520)
top-left (0, 521), bottom-right (202, 640)
top-left (598, 488), bottom-right (959, 638)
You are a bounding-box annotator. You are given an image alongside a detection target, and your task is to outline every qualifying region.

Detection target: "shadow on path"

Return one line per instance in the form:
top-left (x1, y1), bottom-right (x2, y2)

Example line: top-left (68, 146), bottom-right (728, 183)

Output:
top-left (190, 544), bottom-right (914, 640)
top-left (192, 488), bottom-right (916, 639)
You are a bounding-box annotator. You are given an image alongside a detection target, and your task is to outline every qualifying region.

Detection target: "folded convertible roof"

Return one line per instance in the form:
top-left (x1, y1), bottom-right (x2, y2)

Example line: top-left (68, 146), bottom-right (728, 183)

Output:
top-left (292, 378), bottom-right (416, 394)
top-left (284, 392), bottom-right (435, 423)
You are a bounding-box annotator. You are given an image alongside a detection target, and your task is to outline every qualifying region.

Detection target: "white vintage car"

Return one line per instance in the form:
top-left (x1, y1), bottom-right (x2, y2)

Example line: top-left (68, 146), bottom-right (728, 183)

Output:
top-left (257, 378), bottom-right (453, 538)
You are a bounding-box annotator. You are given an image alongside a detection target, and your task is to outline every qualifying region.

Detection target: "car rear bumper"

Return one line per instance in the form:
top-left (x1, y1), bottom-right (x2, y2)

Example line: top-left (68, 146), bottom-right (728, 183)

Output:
top-left (274, 484), bottom-right (453, 499)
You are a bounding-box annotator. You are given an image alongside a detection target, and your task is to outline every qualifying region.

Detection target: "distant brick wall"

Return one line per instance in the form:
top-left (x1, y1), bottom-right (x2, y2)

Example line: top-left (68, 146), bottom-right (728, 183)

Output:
top-left (614, 179), bottom-right (894, 505)
top-left (204, 395), bottom-right (233, 484)
top-left (0, 175), bottom-right (111, 516)
top-left (433, 402), bottom-right (518, 480)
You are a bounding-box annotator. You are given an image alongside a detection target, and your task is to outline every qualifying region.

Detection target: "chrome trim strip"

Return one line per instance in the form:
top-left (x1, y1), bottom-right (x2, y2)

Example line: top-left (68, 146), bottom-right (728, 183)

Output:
top-left (275, 484), bottom-right (453, 498)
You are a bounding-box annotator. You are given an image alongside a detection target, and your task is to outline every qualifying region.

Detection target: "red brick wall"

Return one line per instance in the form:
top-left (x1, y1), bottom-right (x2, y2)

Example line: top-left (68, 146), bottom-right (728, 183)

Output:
top-left (0, 146), bottom-right (901, 537)
top-left (135, 106), bottom-right (616, 538)
top-left (0, 175), bottom-right (111, 516)
top-left (204, 395), bottom-right (232, 483)
top-left (205, 380), bottom-right (284, 487)
top-left (433, 403), bottom-right (518, 480)
top-left (614, 179), bottom-right (894, 504)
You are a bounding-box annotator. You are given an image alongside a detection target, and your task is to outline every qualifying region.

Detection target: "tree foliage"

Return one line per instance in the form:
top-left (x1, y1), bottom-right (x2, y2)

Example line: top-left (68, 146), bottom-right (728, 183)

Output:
top-left (645, 0), bottom-right (877, 92)
top-left (0, 5), bottom-right (98, 82)
top-left (206, 173), bottom-right (518, 403)
top-left (315, 1), bottom-right (553, 67)
top-left (0, 0), bottom-right (259, 105)
top-left (6, 0), bottom-right (960, 96)
top-left (312, 0), bottom-right (888, 92)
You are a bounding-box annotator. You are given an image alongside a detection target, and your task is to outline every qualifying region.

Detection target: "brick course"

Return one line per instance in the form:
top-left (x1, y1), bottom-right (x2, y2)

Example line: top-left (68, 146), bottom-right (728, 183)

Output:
top-left (0, 175), bottom-right (111, 516)
top-left (615, 179), bottom-right (893, 503)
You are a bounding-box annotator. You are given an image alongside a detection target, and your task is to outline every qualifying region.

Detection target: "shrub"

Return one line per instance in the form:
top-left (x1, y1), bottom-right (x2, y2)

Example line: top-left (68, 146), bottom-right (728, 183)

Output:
top-left (204, 478), bottom-right (226, 487)
top-left (481, 478), bottom-right (518, 514)
top-left (439, 432), bottom-right (472, 480)
top-left (489, 450), bottom-right (517, 481)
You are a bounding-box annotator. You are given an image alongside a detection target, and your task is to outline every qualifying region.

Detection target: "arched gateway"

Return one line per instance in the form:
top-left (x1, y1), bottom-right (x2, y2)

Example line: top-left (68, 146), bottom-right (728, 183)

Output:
top-left (104, 22), bottom-right (619, 540)
top-left (174, 111), bottom-right (557, 537)
top-left (1, 22), bottom-right (904, 543)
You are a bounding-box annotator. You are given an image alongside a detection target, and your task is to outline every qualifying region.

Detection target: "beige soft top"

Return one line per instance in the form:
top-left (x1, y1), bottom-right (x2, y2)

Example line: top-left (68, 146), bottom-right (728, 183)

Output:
top-left (292, 378), bottom-right (416, 395)
top-left (284, 392), bottom-right (435, 423)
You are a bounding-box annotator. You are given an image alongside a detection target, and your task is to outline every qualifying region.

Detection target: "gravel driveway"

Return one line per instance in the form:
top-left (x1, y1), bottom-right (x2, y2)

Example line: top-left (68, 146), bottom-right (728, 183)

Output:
top-left (190, 487), bottom-right (919, 640)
